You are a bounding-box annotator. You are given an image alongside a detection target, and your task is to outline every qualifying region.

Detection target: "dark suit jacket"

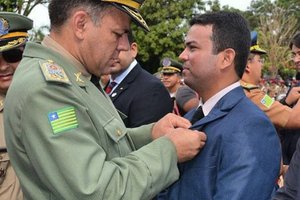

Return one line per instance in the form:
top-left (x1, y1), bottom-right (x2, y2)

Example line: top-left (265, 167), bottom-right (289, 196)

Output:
top-left (109, 63), bottom-right (173, 128)
top-left (273, 139), bottom-right (300, 200)
top-left (158, 86), bottom-right (281, 200)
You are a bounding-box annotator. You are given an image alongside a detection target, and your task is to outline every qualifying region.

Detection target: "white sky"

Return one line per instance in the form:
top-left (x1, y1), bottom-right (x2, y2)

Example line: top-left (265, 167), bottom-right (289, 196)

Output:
top-left (28, 0), bottom-right (253, 30)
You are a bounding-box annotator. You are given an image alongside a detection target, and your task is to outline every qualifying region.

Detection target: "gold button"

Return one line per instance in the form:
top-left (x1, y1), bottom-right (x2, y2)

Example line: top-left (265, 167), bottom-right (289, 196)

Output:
top-left (116, 129), bottom-right (122, 136)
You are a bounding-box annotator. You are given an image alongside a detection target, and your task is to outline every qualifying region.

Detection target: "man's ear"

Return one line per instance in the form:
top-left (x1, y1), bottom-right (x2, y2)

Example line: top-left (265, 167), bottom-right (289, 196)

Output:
top-left (72, 11), bottom-right (89, 40)
top-left (131, 42), bottom-right (138, 57)
top-left (220, 48), bottom-right (235, 70)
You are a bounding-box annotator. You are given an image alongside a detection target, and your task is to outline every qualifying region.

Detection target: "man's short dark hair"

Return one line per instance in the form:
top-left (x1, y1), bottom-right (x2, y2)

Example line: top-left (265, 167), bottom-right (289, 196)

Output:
top-left (289, 31), bottom-right (300, 49)
top-left (190, 11), bottom-right (251, 78)
top-left (48, 0), bottom-right (112, 30)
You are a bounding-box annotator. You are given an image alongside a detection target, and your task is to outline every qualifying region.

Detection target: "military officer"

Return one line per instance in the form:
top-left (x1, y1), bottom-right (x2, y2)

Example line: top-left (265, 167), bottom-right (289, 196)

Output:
top-left (161, 57), bottom-right (183, 98)
top-left (0, 12), bottom-right (33, 200)
top-left (241, 31), bottom-right (300, 129)
top-left (4, 1), bottom-right (206, 200)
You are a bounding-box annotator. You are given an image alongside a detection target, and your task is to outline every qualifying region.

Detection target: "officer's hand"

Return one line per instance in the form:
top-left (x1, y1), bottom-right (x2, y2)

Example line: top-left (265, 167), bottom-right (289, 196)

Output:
top-left (286, 86), bottom-right (300, 106)
top-left (165, 128), bottom-right (207, 163)
top-left (151, 113), bottom-right (191, 140)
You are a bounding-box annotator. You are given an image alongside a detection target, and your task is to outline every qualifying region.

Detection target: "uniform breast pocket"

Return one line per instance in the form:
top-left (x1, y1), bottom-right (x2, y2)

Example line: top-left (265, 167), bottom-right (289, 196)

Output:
top-left (103, 117), bottom-right (132, 157)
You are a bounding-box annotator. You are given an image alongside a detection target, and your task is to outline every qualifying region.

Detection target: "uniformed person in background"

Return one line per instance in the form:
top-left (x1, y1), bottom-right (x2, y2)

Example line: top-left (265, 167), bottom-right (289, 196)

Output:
top-left (0, 12), bottom-right (32, 200)
top-left (241, 31), bottom-right (300, 188)
top-left (160, 58), bottom-right (184, 115)
top-left (241, 31), bottom-right (300, 129)
top-left (3, 0), bottom-right (206, 199)
top-left (161, 57), bottom-right (183, 98)
top-left (160, 58), bottom-right (199, 116)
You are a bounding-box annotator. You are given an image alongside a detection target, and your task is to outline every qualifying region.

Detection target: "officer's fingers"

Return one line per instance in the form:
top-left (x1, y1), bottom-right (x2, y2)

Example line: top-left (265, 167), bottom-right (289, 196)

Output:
top-left (196, 131), bottom-right (207, 142)
top-left (165, 113), bottom-right (191, 128)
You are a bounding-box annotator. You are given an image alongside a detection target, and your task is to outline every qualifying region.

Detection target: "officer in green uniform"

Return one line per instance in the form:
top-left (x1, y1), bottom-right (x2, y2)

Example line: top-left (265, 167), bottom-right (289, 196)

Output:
top-left (4, 1), bottom-right (207, 200)
top-left (0, 12), bottom-right (33, 200)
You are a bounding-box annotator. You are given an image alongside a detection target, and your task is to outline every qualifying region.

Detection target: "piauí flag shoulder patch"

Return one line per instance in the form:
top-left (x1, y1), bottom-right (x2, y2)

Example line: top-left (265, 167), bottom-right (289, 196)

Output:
top-left (48, 107), bottom-right (78, 134)
top-left (261, 94), bottom-right (274, 108)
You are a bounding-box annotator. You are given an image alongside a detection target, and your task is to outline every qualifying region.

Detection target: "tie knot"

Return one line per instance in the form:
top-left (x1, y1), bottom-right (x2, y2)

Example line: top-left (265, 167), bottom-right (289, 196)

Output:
top-left (190, 106), bottom-right (204, 124)
top-left (105, 81), bottom-right (117, 94)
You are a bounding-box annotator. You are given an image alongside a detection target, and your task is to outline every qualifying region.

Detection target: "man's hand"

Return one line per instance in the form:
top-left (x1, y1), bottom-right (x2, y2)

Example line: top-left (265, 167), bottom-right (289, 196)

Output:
top-left (152, 113), bottom-right (191, 140)
top-left (285, 86), bottom-right (300, 106)
top-left (165, 128), bottom-right (207, 163)
top-left (152, 113), bottom-right (207, 163)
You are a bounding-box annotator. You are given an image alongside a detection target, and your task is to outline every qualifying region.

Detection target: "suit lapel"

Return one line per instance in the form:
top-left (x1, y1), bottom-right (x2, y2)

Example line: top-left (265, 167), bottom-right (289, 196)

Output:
top-left (189, 87), bottom-right (245, 130)
top-left (110, 64), bottom-right (141, 101)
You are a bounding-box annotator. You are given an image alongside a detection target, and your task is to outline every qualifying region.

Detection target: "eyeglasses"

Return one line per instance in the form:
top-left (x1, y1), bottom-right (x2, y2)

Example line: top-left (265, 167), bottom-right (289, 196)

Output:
top-left (1, 48), bottom-right (24, 63)
top-left (248, 57), bottom-right (265, 64)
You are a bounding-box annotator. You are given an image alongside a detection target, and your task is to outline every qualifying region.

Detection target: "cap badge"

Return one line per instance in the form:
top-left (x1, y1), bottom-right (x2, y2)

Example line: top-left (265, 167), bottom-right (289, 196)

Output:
top-left (0, 17), bottom-right (9, 37)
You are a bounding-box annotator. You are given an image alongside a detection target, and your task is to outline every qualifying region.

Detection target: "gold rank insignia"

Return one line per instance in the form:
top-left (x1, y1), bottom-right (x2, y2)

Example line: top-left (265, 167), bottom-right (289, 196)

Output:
top-left (74, 72), bottom-right (84, 83)
top-left (39, 60), bottom-right (70, 84)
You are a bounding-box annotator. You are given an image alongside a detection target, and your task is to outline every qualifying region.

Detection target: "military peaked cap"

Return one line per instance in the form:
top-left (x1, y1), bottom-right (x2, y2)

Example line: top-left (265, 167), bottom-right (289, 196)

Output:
top-left (0, 12), bottom-right (33, 52)
top-left (102, 0), bottom-right (149, 31)
top-left (161, 57), bottom-right (183, 74)
top-left (250, 31), bottom-right (267, 55)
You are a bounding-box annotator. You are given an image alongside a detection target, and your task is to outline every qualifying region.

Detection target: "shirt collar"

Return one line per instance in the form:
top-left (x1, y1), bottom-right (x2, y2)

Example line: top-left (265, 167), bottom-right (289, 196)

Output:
top-left (200, 81), bottom-right (240, 116)
top-left (111, 59), bottom-right (137, 84)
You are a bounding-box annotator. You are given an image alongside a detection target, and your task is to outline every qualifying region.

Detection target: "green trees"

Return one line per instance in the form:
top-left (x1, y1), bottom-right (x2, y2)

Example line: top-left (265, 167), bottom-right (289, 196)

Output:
top-left (248, 0), bottom-right (300, 79)
top-left (0, 0), bottom-right (299, 78)
top-left (133, 0), bottom-right (205, 73)
top-left (0, 0), bottom-right (47, 15)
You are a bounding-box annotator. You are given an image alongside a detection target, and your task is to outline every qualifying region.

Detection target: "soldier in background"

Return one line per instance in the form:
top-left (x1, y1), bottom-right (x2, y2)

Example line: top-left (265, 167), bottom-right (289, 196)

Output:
top-left (0, 12), bottom-right (33, 200)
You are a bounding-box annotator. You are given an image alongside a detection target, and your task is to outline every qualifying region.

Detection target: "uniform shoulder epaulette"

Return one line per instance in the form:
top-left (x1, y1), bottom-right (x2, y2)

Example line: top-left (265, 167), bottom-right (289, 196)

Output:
top-left (39, 60), bottom-right (71, 85)
top-left (241, 83), bottom-right (259, 91)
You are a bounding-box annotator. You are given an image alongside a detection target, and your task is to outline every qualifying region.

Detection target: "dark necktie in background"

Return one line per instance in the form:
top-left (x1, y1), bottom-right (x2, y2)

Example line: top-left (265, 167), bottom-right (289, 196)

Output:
top-left (105, 81), bottom-right (117, 94)
top-left (190, 106), bottom-right (204, 124)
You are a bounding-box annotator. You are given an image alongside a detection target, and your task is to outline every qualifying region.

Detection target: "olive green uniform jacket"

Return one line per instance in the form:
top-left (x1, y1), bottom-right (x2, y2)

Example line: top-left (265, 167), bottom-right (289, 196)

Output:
top-left (4, 39), bottom-right (178, 200)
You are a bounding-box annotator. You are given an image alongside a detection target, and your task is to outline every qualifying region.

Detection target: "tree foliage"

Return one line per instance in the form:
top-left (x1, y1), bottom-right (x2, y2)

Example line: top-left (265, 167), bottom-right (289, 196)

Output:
top-left (132, 0), bottom-right (205, 73)
top-left (0, 0), bottom-right (47, 16)
top-left (258, 5), bottom-right (298, 79)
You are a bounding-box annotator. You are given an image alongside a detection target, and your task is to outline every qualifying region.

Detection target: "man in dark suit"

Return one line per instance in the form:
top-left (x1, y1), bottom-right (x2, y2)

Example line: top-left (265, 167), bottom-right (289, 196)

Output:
top-left (158, 11), bottom-right (281, 200)
top-left (105, 32), bottom-right (173, 127)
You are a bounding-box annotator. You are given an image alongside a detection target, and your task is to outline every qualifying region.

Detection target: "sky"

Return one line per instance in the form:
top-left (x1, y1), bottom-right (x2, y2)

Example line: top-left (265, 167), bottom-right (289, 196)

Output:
top-left (28, 0), bottom-right (253, 30)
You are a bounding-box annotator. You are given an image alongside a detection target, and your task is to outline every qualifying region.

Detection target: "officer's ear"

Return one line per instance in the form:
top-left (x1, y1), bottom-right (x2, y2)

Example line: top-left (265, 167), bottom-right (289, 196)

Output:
top-left (219, 48), bottom-right (235, 70)
top-left (72, 10), bottom-right (90, 40)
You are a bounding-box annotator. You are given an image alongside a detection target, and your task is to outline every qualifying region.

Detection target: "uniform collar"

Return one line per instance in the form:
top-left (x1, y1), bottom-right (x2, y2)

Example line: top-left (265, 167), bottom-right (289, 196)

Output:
top-left (42, 35), bottom-right (91, 80)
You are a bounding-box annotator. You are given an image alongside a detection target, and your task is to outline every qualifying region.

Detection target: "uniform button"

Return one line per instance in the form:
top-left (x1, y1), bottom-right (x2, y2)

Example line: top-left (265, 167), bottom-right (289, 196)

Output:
top-left (116, 129), bottom-right (122, 136)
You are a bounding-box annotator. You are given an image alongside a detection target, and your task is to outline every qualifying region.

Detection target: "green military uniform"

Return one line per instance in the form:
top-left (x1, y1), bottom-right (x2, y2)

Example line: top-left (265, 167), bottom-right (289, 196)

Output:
top-left (0, 12), bottom-right (33, 200)
top-left (4, 36), bottom-right (179, 199)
